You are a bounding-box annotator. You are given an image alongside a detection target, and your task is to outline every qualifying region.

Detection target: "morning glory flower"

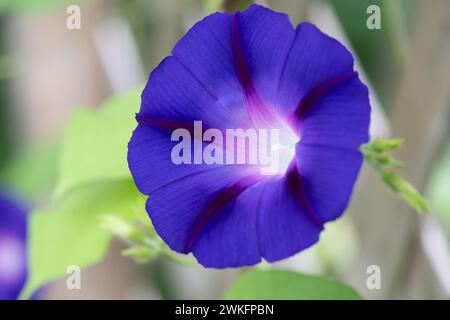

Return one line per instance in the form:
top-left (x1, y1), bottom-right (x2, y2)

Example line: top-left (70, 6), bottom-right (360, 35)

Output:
top-left (0, 192), bottom-right (27, 299)
top-left (128, 4), bottom-right (370, 268)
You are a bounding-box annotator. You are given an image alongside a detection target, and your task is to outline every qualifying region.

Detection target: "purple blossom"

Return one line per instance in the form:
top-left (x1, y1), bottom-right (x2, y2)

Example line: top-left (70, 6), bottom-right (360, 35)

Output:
top-left (0, 192), bottom-right (27, 299)
top-left (128, 4), bottom-right (370, 268)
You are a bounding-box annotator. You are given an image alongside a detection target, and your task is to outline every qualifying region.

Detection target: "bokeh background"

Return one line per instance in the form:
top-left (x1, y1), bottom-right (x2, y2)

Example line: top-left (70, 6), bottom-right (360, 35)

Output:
top-left (0, 0), bottom-right (449, 299)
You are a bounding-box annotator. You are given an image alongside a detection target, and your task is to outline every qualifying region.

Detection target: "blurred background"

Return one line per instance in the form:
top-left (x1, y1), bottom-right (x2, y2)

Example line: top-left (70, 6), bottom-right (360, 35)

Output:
top-left (0, 0), bottom-right (449, 299)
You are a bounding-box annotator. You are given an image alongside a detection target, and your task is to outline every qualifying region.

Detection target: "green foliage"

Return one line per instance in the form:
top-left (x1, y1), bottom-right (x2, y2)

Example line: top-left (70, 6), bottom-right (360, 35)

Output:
top-left (55, 90), bottom-right (140, 198)
top-left (0, 55), bottom-right (17, 79)
top-left (20, 90), bottom-right (146, 298)
top-left (361, 139), bottom-right (430, 213)
top-left (315, 217), bottom-right (358, 275)
top-left (20, 180), bottom-right (146, 299)
top-left (0, 0), bottom-right (85, 14)
top-left (224, 270), bottom-right (362, 300)
top-left (0, 141), bottom-right (59, 201)
top-left (426, 148), bottom-right (450, 228)
top-left (19, 89), bottom-right (198, 298)
top-left (203, 0), bottom-right (224, 13)
top-left (329, 0), bottom-right (416, 104)
top-left (223, 0), bottom-right (253, 12)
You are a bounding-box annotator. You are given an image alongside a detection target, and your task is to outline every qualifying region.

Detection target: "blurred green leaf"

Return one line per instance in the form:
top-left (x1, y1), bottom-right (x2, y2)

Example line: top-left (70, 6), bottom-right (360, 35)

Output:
top-left (329, 0), bottom-right (416, 106)
top-left (224, 270), bottom-right (361, 300)
top-left (55, 90), bottom-right (140, 198)
top-left (0, 0), bottom-right (85, 14)
top-left (0, 55), bottom-right (18, 79)
top-left (0, 141), bottom-right (59, 201)
top-left (20, 88), bottom-right (145, 298)
top-left (316, 217), bottom-right (359, 275)
top-left (426, 148), bottom-right (450, 227)
top-left (223, 0), bottom-right (253, 12)
top-left (361, 139), bottom-right (429, 213)
top-left (203, 0), bottom-right (224, 13)
top-left (20, 179), bottom-right (146, 299)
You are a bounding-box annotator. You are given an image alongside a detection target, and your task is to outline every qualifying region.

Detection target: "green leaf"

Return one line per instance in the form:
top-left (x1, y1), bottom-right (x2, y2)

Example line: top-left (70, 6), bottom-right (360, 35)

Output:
top-left (202, 0), bottom-right (224, 13)
top-left (0, 55), bottom-right (18, 79)
top-left (427, 149), bottom-right (450, 227)
top-left (316, 217), bottom-right (359, 274)
top-left (221, 0), bottom-right (253, 12)
top-left (224, 270), bottom-right (362, 300)
top-left (20, 179), bottom-right (146, 299)
top-left (0, 141), bottom-right (59, 201)
top-left (0, 0), bottom-right (86, 14)
top-left (18, 89), bottom-right (148, 298)
top-left (55, 90), bottom-right (140, 198)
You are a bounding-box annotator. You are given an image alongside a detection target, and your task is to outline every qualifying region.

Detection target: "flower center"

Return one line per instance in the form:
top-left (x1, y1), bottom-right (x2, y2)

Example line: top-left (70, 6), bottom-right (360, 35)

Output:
top-left (250, 118), bottom-right (298, 176)
top-left (272, 126), bottom-right (299, 175)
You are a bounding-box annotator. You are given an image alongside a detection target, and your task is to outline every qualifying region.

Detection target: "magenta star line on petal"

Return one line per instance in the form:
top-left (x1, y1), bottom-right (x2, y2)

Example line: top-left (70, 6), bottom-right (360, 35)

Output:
top-left (128, 4), bottom-right (371, 268)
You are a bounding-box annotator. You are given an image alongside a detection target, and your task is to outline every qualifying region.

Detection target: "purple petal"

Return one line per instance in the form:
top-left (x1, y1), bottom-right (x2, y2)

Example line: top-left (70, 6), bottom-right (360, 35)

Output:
top-left (184, 174), bottom-right (264, 254)
top-left (172, 12), bottom-right (246, 117)
top-left (230, 6), bottom-right (295, 127)
top-left (276, 22), bottom-right (355, 115)
top-left (128, 124), bottom-right (256, 195)
top-left (191, 175), bottom-right (323, 267)
top-left (236, 5), bottom-right (295, 108)
top-left (146, 166), bottom-right (256, 255)
top-left (129, 123), bottom-right (262, 261)
top-left (298, 76), bottom-right (370, 149)
top-left (190, 176), bottom-right (265, 268)
top-left (294, 71), bottom-right (357, 122)
top-left (172, 4), bottom-right (296, 128)
top-left (285, 161), bottom-right (324, 229)
top-left (295, 144), bottom-right (364, 223)
top-left (0, 193), bottom-right (27, 300)
top-left (139, 56), bottom-right (240, 130)
top-left (256, 176), bottom-right (322, 262)
top-left (293, 75), bottom-right (369, 223)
